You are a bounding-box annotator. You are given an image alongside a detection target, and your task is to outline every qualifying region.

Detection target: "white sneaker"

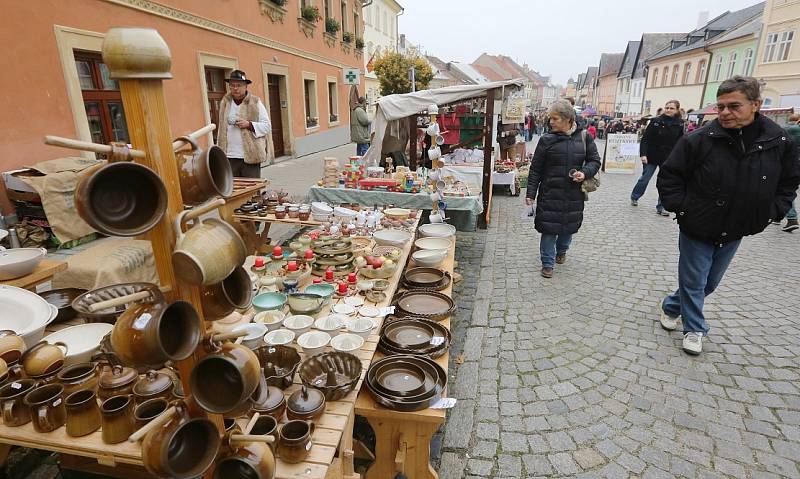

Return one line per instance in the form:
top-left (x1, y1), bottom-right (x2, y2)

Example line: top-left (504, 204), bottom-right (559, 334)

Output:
top-left (659, 311), bottom-right (679, 331)
top-left (682, 332), bottom-right (703, 355)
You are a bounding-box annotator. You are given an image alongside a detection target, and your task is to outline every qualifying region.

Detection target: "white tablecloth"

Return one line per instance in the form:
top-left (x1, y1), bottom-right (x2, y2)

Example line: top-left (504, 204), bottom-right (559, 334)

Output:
top-left (441, 165), bottom-right (517, 195)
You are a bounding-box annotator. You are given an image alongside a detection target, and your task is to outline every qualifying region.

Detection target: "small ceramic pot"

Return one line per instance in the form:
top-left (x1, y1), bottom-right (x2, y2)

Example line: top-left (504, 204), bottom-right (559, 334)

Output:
top-left (277, 420), bottom-right (315, 464)
top-left (97, 364), bottom-right (138, 402)
top-left (21, 341), bottom-right (68, 378)
top-left (0, 379), bottom-right (37, 426)
top-left (57, 362), bottom-right (98, 398)
top-left (286, 385), bottom-right (325, 421)
top-left (134, 397), bottom-right (169, 429)
top-left (172, 210), bottom-right (247, 286)
top-left (287, 207), bottom-right (299, 218)
top-left (24, 383), bottom-right (66, 433)
top-left (190, 340), bottom-right (261, 414)
top-left (201, 265), bottom-right (253, 321)
top-left (0, 330), bottom-right (26, 365)
top-left (175, 135), bottom-right (233, 206)
top-left (133, 370), bottom-right (175, 404)
top-left (101, 394), bottom-right (135, 444)
top-left (65, 389), bottom-right (101, 437)
top-left (252, 384), bottom-right (287, 422)
top-left (298, 210), bottom-right (310, 221)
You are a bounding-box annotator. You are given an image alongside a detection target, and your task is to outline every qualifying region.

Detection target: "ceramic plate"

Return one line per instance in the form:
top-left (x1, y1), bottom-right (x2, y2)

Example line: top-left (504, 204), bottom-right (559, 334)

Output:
top-left (332, 304), bottom-right (357, 316)
top-left (344, 296), bottom-right (364, 307)
top-left (358, 305), bottom-right (380, 318)
top-left (397, 292), bottom-right (453, 316)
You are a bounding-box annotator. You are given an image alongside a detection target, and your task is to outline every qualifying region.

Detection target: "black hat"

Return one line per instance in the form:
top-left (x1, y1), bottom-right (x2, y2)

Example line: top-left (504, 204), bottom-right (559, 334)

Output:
top-left (225, 69), bottom-right (252, 84)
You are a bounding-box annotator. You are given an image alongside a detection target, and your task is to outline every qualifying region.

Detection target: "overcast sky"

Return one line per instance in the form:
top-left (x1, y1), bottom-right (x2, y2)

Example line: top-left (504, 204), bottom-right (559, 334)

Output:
top-left (397, 0), bottom-right (762, 85)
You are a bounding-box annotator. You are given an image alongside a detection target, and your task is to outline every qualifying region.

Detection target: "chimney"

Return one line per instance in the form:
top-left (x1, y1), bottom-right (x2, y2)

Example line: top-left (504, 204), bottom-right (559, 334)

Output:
top-left (696, 11), bottom-right (709, 29)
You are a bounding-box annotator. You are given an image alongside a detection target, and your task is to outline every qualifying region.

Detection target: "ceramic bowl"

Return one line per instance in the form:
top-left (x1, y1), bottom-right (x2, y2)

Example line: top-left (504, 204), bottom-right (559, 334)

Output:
top-left (231, 323), bottom-right (268, 349)
top-left (333, 206), bottom-right (357, 218)
top-left (297, 331), bottom-right (331, 356)
top-left (283, 315), bottom-right (314, 336)
top-left (331, 333), bottom-right (364, 353)
top-left (264, 329), bottom-right (295, 347)
top-left (311, 202), bottom-right (333, 215)
top-left (287, 293), bottom-right (325, 315)
top-left (373, 229), bottom-right (412, 247)
top-left (418, 223), bottom-right (456, 238)
top-left (356, 280), bottom-right (374, 293)
top-left (414, 237), bottom-right (452, 252)
top-left (41, 323), bottom-right (113, 366)
top-left (344, 296), bottom-right (364, 307)
top-left (332, 304), bottom-right (357, 316)
top-left (314, 315), bottom-right (345, 337)
top-left (371, 279), bottom-right (390, 291)
top-left (383, 208), bottom-right (411, 221)
top-left (359, 306), bottom-right (381, 318)
top-left (347, 318), bottom-right (376, 340)
top-left (254, 310), bottom-right (286, 331)
top-left (304, 283), bottom-right (335, 304)
top-left (411, 249), bottom-right (448, 268)
top-left (0, 248), bottom-right (47, 280)
top-left (252, 292), bottom-right (288, 312)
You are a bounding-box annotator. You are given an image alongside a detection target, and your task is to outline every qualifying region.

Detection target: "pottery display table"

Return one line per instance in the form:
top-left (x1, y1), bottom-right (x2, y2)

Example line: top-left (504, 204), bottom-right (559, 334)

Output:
top-left (307, 187), bottom-right (482, 232)
top-left (441, 164), bottom-right (519, 196)
top-left (0, 259), bottom-right (67, 291)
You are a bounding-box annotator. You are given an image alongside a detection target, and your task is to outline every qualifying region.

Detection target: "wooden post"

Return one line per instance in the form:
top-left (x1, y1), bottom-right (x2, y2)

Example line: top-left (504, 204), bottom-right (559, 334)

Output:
top-left (479, 89), bottom-right (497, 229)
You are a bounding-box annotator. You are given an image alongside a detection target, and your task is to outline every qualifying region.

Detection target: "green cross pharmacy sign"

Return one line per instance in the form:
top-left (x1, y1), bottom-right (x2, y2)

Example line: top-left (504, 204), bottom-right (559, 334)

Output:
top-left (343, 68), bottom-right (360, 85)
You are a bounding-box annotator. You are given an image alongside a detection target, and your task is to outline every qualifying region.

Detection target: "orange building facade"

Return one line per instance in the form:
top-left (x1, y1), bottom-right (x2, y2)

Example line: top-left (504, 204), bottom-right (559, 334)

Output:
top-left (0, 0), bottom-right (365, 208)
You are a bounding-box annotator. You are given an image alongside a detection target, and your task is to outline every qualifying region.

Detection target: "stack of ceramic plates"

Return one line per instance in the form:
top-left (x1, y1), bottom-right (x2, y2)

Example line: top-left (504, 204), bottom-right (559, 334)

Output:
top-left (365, 355), bottom-right (447, 411)
top-left (393, 291), bottom-right (456, 321)
top-left (311, 202), bottom-right (333, 221)
top-left (378, 317), bottom-right (451, 359)
top-left (333, 206), bottom-right (357, 220)
top-left (401, 267), bottom-right (451, 291)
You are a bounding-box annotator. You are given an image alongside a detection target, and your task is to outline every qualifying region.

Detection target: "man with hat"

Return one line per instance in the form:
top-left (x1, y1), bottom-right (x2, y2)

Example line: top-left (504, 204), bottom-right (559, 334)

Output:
top-left (217, 69), bottom-right (271, 178)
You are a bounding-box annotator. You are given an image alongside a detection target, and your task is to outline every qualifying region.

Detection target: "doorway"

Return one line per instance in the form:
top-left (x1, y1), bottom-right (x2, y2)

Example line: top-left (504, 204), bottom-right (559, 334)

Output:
top-left (267, 74), bottom-right (285, 157)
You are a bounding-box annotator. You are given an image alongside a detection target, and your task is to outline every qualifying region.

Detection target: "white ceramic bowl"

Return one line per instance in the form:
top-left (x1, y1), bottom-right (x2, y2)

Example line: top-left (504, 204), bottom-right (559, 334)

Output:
top-left (384, 208), bottom-right (411, 220)
top-left (283, 315), bottom-right (314, 336)
top-left (232, 323), bottom-right (268, 349)
top-left (412, 249), bottom-right (448, 268)
top-left (346, 318), bottom-right (376, 340)
top-left (0, 285), bottom-right (58, 347)
top-left (297, 330), bottom-right (331, 356)
top-left (333, 206), bottom-right (357, 218)
top-left (414, 237), bottom-right (452, 251)
top-left (314, 315), bottom-right (345, 337)
top-left (311, 202), bottom-right (333, 215)
top-left (332, 304), bottom-right (357, 316)
top-left (373, 229), bottom-right (412, 247)
top-left (0, 247), bottom-right (48, 280)
top-left (418, 223), bottom-right (456, 238)
top-left (331, 333), bottom-right (364, 353)
top-left (254, 310), bottom-right (286, 331)
top-left (264, 329), bottom-right (295, 347)
top-left (42, 323), bottom-right (113, 366)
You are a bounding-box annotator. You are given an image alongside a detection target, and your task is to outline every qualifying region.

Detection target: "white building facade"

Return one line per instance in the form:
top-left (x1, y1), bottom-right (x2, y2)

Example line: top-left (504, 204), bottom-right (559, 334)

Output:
top-left (362, 0), bottom-right (403, 114)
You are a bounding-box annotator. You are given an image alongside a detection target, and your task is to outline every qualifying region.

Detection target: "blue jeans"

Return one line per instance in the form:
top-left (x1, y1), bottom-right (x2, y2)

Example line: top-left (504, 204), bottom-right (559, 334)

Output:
top-left (631, 163), bottom-right (663, 212)
top-left (540, 233), bottom-right (573, 268)
top-left (786, 200), bottom-right (797, 220)
top-left (662, 232), bottom-right (741, 335)
top-left (356, 143), bottom-right (369, 156)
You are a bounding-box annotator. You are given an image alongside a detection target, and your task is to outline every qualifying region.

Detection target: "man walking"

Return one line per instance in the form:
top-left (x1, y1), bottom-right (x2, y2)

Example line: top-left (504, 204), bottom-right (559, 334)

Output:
top-left (779, 113), bottom-right (800, 232)
top-left (632, 100), bottom-right (683, 216)
top-left (351, 97), bottom-right (371, 156)
top-left (217, 69), bottom-right (271, 178)
top-left (656, 76), bottom-right (799, 355)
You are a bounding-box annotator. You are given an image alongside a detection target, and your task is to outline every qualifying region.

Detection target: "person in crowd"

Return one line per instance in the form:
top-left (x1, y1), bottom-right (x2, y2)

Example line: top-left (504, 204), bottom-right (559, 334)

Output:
top-left (777, 113), bottom-right (800, 232)
top-left (597, 118), bottom-right (606, 139)
top-left (631, 100), bottom-right (683, 216)
top-left (523, 112), bottom-right (532, 142)
top-left (525, 100), bottom-right (602, 278)
top-left (656, 76), bottom-right (800, 355)
top-left (351, 97), bottom-right (371, 156)
top-left (217, 69), bottom-right (271, 178)
top-left (587, 122), bottom-right (597, 139)
top-left (686, 120), bottom-right (697, 133)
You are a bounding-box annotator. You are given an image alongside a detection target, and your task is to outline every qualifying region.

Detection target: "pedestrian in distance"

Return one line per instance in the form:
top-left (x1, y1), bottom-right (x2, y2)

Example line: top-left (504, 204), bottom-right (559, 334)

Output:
top-left (525, 100), bottom-right (602, 279)
top-left (587, 122), bottom-right (597, 139)
top-left (656, 76), bottom-right (800, 355)
top-left (351, 96), bottom-right (371, 156)
top-left (776, 113), bottom-right (800, 232)
top-left (597, 118), bottom-right (606, 139)
top-left (631, 100), bottom-right (684, 216)
top-left (217, 69), bottom-right (272, 178)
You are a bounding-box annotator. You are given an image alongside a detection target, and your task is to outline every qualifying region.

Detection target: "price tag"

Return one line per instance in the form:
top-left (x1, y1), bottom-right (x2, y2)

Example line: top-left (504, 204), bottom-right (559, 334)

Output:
top-left (430, 398), bottom-right (457, 409)
top-left (11, 382), bottom-right (21, 389)
top-left (379, 306), bottom-right (395, 317)
top-left (53, 399), bottom-right (62, 407)
top-left (429, 336), bottom-right (445, 346)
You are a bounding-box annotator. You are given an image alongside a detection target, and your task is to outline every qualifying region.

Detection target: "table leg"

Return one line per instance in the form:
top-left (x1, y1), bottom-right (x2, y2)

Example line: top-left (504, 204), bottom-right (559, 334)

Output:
top-left (0, 443), bottom-right (11, 466)
top-left (363, 416), bottom-right (442, 479)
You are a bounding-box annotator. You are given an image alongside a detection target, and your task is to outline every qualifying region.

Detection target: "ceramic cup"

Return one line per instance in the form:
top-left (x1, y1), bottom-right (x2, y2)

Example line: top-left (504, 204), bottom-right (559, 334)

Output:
top-left (190, 341), bottom-right (261, 414)
top-left (101, 394), bottom-right (135, 444)
top-left (57, 362), bottom-right (98, 398)
top-left (175, 135), bottom-right (233, 206)
top-left (172, 210), bottom-right (247, 286)
top-left (65, 389), bottom-right (101, 437)
top-left (277, 420), bottom-right (315, 464)
top-left (134, 397), bottom-right (169, 429)
top-left (201, 265), bottom-right (253, 320)
top-left (0, 379), bottom-right (37, 426)
top-left (24, 383), bottom-right (66, 433)
top-left (21, 341), bottom-right (68, 378)
top-left (0, 330), bottom-right (26, 365)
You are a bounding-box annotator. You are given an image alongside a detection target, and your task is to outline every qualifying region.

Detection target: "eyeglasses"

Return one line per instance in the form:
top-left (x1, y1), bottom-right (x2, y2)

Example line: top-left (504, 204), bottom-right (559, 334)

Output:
top-left (714, 102), bottom-right (750, 112)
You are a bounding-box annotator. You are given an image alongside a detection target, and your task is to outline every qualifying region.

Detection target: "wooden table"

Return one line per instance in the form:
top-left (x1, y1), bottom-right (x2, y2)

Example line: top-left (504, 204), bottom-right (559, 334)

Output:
top-left (355, 241), bottom-right (455, 479)
top-left (0, 259), bottom-right (67, 291)
top-left (218, 178), bottom-right (270, 255)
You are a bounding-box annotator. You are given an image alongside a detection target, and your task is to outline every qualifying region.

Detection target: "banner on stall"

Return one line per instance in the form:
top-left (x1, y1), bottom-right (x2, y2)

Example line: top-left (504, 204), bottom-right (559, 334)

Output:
top-left (603, 134), bottom-right (639, 174)
top-left (502, 97), bottom-right (526, 124)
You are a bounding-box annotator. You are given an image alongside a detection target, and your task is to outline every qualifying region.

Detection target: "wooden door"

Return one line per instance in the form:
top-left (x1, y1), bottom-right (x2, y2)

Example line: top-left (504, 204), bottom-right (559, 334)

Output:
top-left (267, 75), bottom-right (285, 157)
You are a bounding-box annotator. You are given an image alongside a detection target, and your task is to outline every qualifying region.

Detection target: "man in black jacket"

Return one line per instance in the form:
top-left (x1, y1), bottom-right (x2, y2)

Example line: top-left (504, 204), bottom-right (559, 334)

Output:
top-left (632, 101), bottom-right (683, 215)
top-left (656, 76), bottom-right (800, 355)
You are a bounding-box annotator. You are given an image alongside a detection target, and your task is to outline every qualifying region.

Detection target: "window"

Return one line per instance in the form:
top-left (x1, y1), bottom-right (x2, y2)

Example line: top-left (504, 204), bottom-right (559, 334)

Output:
top-left (743, 48), bottom-right (754, 75)
top-left (382, 10), bottom-right (387, 34)
top-left (327, 79), bottom-right (338, 123)
top-left (303, 77), bottom-right (318, 128)
top-left (340, 1), bottom-right (348, 34)
top-left (651, 68), bottom-right (659, 87)
top-left (364, 4), bottom-right (370, 25)
top-left (712, 55), bottom-right (724, 81)
top-left (324, 0), bottom-right (331, 21)
top-left (777, 30), bottom-right (794, 61)
top-left (726, 51), bottom-right (738, 78)
top-left (671, 64), bottom-right (679, 85)
top-left (74, 51), bottom-right (129, 146)
top-left (696, 59), bottom-right (707, 83)
top-left (618, 81), bottom-right (624, 93)
top-left (763, 30), bottom-right (793, 62)
top-left (661, 67), bottom-right (668, 87)
top-left (204, 67), bottom-right (227, 142)
top-left (354, 11), bottom-right (359, 39)
top-left (764, 32), bottom-right (779, 62)
top-left (625, 78), bottom-right (630, 93)
top-left (683, 62), bottom-right (692, 84)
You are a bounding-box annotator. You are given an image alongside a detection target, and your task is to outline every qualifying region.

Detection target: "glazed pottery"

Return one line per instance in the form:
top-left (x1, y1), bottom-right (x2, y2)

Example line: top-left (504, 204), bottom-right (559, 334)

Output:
top-left (214, 439), bottom-right (276, 479)
top-left (0, 247), bottom-right (47, 280)
top-left (97, 364), bottom-right (138, 402)
top-left (414, 237), bottom-right (452, 252)
top-left (201, 265), bottom-right (253, 320)
top-left (175, 135), bottom-right (233, 205)
top-left (286, 294), bottom-right (325, 315)
top-left (303, 283), bottom-right (335, 304)
top-left (254, 310), bottom-right (286, 331)
top-left (277, 420), bottom-right (315, 464)
top-left (297, 352), bottom-right (362, 401)
top-left (37, 288), bottom-right (87, 323)
top-left (283, 315), bottom-right (314, 336)
top-left (251, 384), bottom-right (287, 421)
top-left (71, 282), bottom-right (155, 324)
top-left (264, 329), bottom-right (295, 347)
top-left (57, 362), bottom-right (99, 398)
top-left (0, 287), bottom-right (58, 347)
top-left (232, 323), bottom-right (268, 350)
top-left (330, 333), bottom-right (364, 353)
top-left (65, 389), bottom-right (101, 437)
top-left (74, 161), bottom-right (167, 237)
top-left (133, 397), bottom-right (169, 429)
top-left (101, 394), bottom-right (135, 444)
top-left (411, 249), bottom-right (447, 268)
top-left (172, 210), bottom-right (247, 285)
top-left (249, 414), bottom-right (278, 437)
top-left (133, 369), bottom-right (174, 404)
top-left (253, 344), bottom-right (301, 389)
top-left (314, 315), bottom-right (345, 337)
top-left (372, 229), bottom-right (412, 247)
top-left (418, 223), bottom-right (456, 238)
top-left (0, 330), bottom-right (26, 365)
top-left (0, 379), bottom-right (36, 426)
top-left (252, 292), bottom-right (288, 312)
top-left (42, 323), bottom-right (112, 366)
top-left (191, 340), bottom-right (261, 414)
top-left (21, 340), bottom-right (68, 377)
top-left (297, 331), bottom-right (331, 356)
top-left (24, 383), bottom-right (66, 433)
top-left (286, 385), bottom-right (325, 421)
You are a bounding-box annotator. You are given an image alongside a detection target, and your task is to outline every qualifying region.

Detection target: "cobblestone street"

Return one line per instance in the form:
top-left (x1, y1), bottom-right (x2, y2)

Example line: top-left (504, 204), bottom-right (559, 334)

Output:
top-left (439, 160), bottom-right (800, 478)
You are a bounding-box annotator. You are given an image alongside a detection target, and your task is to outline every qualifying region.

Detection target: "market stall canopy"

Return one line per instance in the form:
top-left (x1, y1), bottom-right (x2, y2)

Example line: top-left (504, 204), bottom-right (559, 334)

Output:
top-left (364, 79), bottom-right (525, 165)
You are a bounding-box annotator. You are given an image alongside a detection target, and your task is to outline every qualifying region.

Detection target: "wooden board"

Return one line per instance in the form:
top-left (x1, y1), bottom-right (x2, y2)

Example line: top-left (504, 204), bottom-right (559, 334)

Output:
top-left (234, 214), bottom-right (322, 227)
top-left (1, 259), bottom-right (67, 290)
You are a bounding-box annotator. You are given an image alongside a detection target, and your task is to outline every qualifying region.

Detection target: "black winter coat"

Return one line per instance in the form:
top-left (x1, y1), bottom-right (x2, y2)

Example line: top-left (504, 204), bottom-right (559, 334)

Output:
top-left (526, 129), bottom-right (602, 235)
top-left (657, 114), bottom-right (800, 244)
top-left (639, 115), bottom-right (684, 166)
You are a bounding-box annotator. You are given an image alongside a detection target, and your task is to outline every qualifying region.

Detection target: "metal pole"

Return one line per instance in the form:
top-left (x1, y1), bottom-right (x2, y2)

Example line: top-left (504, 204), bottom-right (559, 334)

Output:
top-left (410, 66), bottom-right (416, 92)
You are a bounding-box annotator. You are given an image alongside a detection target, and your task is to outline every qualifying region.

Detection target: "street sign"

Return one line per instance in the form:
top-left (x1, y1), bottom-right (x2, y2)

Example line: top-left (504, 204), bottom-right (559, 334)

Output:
top-left (343, 68), bottom-right (360, 85)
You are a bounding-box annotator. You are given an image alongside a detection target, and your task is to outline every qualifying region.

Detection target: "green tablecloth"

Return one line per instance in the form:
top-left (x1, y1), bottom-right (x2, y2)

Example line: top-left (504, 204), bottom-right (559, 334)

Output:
top-left (307, 187), bottom-right (483, 231)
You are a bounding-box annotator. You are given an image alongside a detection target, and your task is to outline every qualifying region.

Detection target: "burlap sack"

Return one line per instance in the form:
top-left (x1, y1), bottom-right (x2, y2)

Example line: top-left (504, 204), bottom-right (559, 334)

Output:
top-left (19, 157), bottom-right (103, 242)
top-left (51, 239), bottom-right (158, 291)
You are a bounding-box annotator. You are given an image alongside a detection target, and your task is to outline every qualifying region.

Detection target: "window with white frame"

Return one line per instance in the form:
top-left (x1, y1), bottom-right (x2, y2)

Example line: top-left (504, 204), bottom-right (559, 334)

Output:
top-left (742, 48), bottom-right (754, 75)
top-left (763, 32), bottom-right (779, 62)
top-left (625, 78), bottom-right (630, 93)
top-left (683, 62), bottom-right (692, 84)
top-left (651, 68), bottom-right (659, 87)
top-left (671, 64), bottom-right (679, 85)
top-left (726, 51), bottom-right (738, 78)
top-left (303, 77), bottom-right (318, 128)
top-left (618, 81), bottom-right (624, 93)
top-left (327, 79), bottom-right (338, 123)
top-left (661, 67), bottom-right (668, 87)
top-left (776, 30), bottom-right (795, 61)
top-left (713, 55), bottom-right (724, 81)
top-left (696, 59), bottom-right (707, 83)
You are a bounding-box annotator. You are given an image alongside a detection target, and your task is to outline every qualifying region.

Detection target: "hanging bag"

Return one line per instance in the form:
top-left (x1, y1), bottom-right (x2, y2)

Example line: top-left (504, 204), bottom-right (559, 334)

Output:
top-left (579, 130), bottom-right (600, 199)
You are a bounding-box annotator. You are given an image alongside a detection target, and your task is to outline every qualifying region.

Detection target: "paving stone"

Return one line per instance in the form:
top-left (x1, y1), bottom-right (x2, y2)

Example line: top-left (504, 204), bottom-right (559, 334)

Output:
top-left (522, 454), bottom-right (553, 476)
top-left (496, 454), bottom-right (522, 477)
top-left (466, 458), bottom-right (494, 476)
top-left (443, 399), bottom-right (474, 449)
top-left (573, 447), bottom-right (606, 469)
top-left (500, 432), bottom-right (529, 453)
top-left (548, 452), bottom-right (580, 475)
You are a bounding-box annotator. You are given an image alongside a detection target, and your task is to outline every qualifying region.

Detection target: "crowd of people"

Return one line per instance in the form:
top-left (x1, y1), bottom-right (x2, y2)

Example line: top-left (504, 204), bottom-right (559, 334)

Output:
top-left (525, 76), bottom-right (800, 356)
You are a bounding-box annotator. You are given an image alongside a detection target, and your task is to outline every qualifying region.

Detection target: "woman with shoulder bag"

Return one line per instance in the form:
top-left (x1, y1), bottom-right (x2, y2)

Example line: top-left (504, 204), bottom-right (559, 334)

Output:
top-left (525, 100), bottom-right (602, 278)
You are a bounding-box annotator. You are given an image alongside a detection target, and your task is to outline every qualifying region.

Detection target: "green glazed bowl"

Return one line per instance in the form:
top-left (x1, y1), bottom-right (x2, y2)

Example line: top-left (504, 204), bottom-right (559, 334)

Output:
top-left (253, 291), bottom-right (288, 312)
top-left (304, 283), bottom-right (335, 304)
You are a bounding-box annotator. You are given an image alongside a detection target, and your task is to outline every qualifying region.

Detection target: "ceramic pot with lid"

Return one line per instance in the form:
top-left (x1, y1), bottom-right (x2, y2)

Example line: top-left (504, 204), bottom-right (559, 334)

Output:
top-left (57, 362), bottom-right (98, 398)
top-left (97, 364), bottom-right (138, 401)
top-left (175, 135), bottom-right (234, 206)
top-left (21, 341), bottom-right (68, 378)
top-left (252, 383), bottom-right (287, 421)
top-left (286, 385), bottom-right (325, 421)
top-left (190, 340), bottom-right (261, 414)
top-left (133, 369), bottom-right (174, 404)
top-left (0, 330), bottom-right (26, 365)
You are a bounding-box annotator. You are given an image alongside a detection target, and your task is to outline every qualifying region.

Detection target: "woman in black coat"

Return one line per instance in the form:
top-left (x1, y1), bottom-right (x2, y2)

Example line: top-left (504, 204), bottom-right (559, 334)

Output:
top-left (525, 100), bottom-right (602, 278)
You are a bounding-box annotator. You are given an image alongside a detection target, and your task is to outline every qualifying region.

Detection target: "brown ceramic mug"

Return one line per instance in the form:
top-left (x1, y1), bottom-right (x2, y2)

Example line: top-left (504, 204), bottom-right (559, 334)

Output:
top-left (172, 210), bottom-right (247, 286)
top-left (200, 265), bottom-right (253, 321)
top-left (175, 135), bottom-right (234, 205)
top-left (24, 383), bottom-right (66, 433)
top-left (133, 397), bottom-right (169, 429)
top-left (0, 379), bottom-right (37, 426)
top-left (213, 440), bottom-right (276, 479)
top-left (277, 420), bottom-right (315, 464)
top-left (21, 341), bottom-right (68, 378)
top-left (249, 415), bottom-right (278, 438)
top-left (65, 389), bottom-right (101, 437)
top-left (57, 362), bottom-right (98, 398)
top-left (0, 330), bottom-right (26, 365)
top-left (101, 394), bottom-right (135, 444)
top-left (190, 340), bottom-right (261, 414)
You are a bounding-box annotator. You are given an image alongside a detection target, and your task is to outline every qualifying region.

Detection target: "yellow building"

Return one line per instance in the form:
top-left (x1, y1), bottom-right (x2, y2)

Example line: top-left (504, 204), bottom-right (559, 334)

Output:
top-left (753, 0), bottom-right (800, 108)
